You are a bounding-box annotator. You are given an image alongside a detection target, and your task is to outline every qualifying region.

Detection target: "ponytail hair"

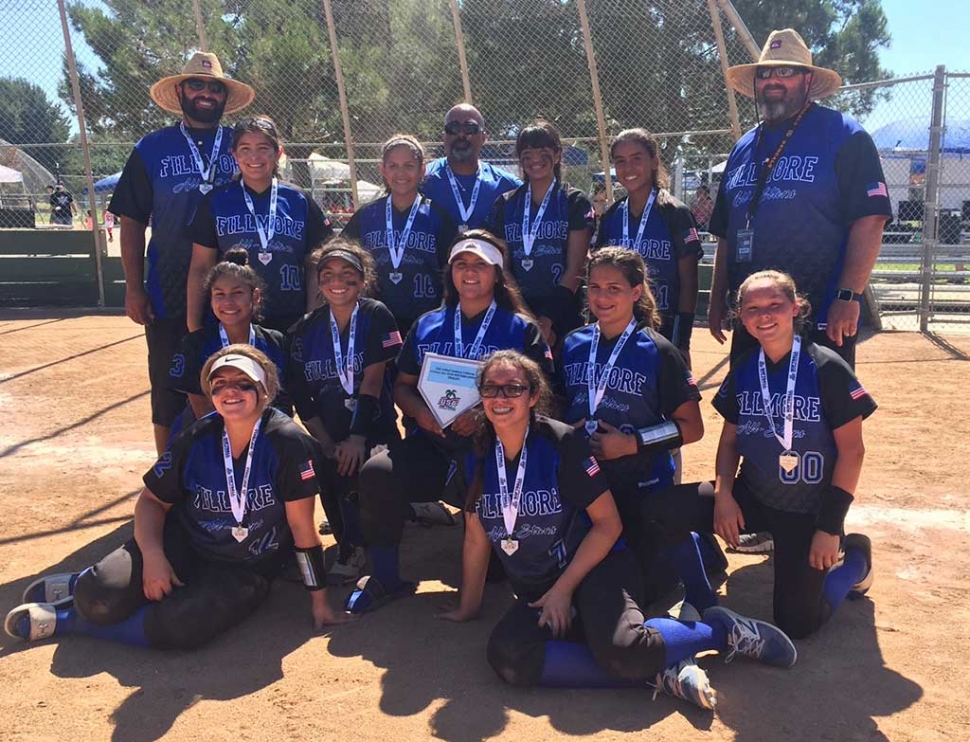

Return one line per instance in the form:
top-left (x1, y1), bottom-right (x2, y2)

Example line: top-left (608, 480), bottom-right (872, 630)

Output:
top-left (515, 120), bottom-right (563, 183)
top-left (587, 247), bottom-right (661, 331)
top-left (203, 247), bottom-right (265, 322)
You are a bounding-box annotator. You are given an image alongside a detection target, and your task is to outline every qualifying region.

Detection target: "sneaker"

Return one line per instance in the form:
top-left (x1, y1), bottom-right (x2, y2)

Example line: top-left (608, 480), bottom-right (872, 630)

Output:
top-left (22, 573), bottom-right (78, 607)
top-left (668, 600), bottom-right (702, 623)
top-left (328, 546), bottom-right (367, 586)
top-left (652, 658), bottom-right (717, 711)
top-left (409, 502), bottom-right (456, 527)
top-left (4, 603), bottom-right (59, 641)
top-left (728, 532), bottom-right (774, 554)
top-left (702, 606), bottom-right (797, 668)
top-left (843, 533), bottom-right (874, 597)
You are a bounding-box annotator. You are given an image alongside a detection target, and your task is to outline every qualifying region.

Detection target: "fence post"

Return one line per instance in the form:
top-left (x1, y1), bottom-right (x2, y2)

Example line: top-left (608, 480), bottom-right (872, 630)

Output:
top-left (707, 0), bottom-right (742, 140)
top-left (57, 0), bottom-right (104, 308)
top-left (321, 0), bottom-right (359, 207)
top-left (715, 0), bottom-right (761, 61)
top-left (576, 0), bottom-right (613, 203)
top-left (448, 0), bottom-right (472, 104)
top-left (192, 0), bottom-right (208, 51)
top-left (920, 65), bottom-right (946, 333)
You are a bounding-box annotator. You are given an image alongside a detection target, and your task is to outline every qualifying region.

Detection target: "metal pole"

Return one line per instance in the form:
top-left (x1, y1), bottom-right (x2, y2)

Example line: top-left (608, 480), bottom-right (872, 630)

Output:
top-left (920, 65), bottom-right (946, 333)
top-left (708, 0), bottom-right (742, 140)
top-left (322, 0), bottom-right (359, 207)
top-left (448, 0), bottom-right (472, 103)
top-left (192, 0), bottom-right (208, 51)
top-left (58, 0), bottom-right (104, 307)
top-left (576, 0), bottom-right (613, 203)
top-left (715, 0), bottom-right (761, 61)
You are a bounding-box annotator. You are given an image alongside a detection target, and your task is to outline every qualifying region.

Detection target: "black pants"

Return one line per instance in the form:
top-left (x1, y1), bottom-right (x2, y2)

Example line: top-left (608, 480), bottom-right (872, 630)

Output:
top-left (73, 517), bottom-right (272, 650)
top-left (145, 317), bottom-right (188, 426)
top-left (731, 323), bottom-right (857, 368)
top-left (486, 550), bottom-right (666, 686)
top-left (643, 481), bottom-right (832, 639)
top-left (357, 434), bottom-right (455, 547)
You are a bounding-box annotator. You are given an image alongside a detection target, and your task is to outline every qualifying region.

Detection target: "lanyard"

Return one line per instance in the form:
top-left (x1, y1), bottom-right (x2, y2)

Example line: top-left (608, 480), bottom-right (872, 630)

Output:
top-left (241, 178), bottom-right (279, 252)
top-left (330, 303), bottom-right (359, 397)
top-left (587, 319), bottom-right (637, 420)
top-left (218, 322), bottom-right (255, 348)
top-left (221, 418), bottom-right (262, 528)
top-left (446, 164), bottom-right (481, 226)
top-left (757, 335), bottom-right (801, 451)
top-left (746, 103), bottom-right (812, 227)
top-left (522, 178), bottom-right (557, 257)
top-left (454, 300), bottom-right (496, 360)
top-left (495, 426), bottom-right (529, 539)
top-left (180, 123), bottom-right (224, 192)
top-left (385, 194), bottom-right (422, 271)
top-left (621, 190), bottom-right (657, 248)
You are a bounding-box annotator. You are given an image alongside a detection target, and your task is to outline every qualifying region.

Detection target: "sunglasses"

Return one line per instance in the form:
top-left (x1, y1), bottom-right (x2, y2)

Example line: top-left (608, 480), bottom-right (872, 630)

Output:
top-left (444, 121), bottom-right (482, 136)
top-left (480, 383), bottom-right (530, 399)
top-left (184, 78), bottom-right (227, 95)
top-left (756, 66), bottom-right (807, 80)
top-left (210, 379), bottom-right (259, 396)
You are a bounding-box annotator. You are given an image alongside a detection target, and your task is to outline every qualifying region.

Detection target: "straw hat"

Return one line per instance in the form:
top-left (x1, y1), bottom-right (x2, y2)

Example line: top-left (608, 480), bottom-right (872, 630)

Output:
top-left (150, 52), bottom-right (255, 116)
top-left (726, 29), bottom-right (842, 100)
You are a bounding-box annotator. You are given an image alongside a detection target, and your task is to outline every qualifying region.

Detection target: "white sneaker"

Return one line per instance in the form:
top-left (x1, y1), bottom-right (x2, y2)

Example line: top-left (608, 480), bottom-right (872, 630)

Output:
top-left (652, 658), bottom-right (717, 710)
top-left (328, 546), bottom-right (367, 585)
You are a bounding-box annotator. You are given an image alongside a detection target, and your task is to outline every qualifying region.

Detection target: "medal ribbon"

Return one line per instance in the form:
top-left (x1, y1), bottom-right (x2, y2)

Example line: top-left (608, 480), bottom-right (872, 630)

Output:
top-left (621, 189), bottom-right (657, 248)
top-left (453, 300), bottom-right (496, 360)
top-left (219, 322), bottom-right (255, 349)
top-left (330, 303), bottom-right (359, 397)
top-left (587, 319), bottom-right (637, 421)
top-left (495, 425), bottom-right (529, 540)
top-left (221, 418), bottom-right (262, 530)
top-left (746, 103), bottom-right (812, 227)
top-left (521, 178), bottom-right (557, 257)
top-left (757, 334), bottom-right (801, 451)
top-left (241, 178), bottom-right (279, 252)
top-left (385, 194), bottom-right (422, 271)
top-left (446, 164), bottom-right (481, 226)
top-left (180, 122), bottom-right (224, 189)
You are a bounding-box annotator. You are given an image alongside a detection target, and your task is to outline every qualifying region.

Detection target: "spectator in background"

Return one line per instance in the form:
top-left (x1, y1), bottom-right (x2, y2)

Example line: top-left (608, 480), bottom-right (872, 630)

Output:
top-left (49, 183), bottom-right (75, 226)
top-left (689, 185), bottom-right (714, 232)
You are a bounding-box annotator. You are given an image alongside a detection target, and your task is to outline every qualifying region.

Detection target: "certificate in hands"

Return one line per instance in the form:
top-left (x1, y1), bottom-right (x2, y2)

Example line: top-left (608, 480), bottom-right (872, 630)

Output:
top-left (417, 352), bottom-right (483, 429)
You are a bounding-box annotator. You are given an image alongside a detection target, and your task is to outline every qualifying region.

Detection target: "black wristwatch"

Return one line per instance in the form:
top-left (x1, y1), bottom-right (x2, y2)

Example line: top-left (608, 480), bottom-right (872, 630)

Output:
top-left (835, 288), bottom-right (864, 302)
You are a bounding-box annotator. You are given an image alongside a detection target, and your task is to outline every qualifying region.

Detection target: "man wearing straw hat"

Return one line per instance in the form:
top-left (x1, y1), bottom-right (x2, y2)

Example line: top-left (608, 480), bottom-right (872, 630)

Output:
top-left (109, 52), bottom-right (254, 454)
top-left (707, 28), bottom-right (891, 369)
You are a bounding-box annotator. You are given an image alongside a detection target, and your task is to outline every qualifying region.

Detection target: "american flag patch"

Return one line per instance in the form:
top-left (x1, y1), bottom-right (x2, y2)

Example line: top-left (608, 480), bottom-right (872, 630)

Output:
top-left (686, 373), bottom-right (697, 387)
top-left (300, 460), bottom-right (315, 481)
top-left (684, 227), bottom-right (700, 243)
top-left (584, 456), bottom-right (601, 477)
top-left (866, 182), bottom-right (888, 198)
top-left (544, 346), bottom-right (554, 361)
top-left (585, 207), bottom-right (596, 221)
top-left (850, 385), bottom-right (867, 400)
top-left (382, 330), bottom-right (402, 348)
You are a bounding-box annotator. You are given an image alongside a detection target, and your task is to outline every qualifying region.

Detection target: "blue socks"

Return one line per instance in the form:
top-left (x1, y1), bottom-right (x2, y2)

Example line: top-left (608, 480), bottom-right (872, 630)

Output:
top-left (645, 616), bottom-right (725, 667)
top-left (823, 546), bottom-right (868, 612)
top-left (368, 544), bottom-right (402, 589)
top-left (668, 533), bottom-right (718, 611)
top-left (36, 605), bottom-right (152, 648)
top-left (538, 641), bottom-right (638, 688)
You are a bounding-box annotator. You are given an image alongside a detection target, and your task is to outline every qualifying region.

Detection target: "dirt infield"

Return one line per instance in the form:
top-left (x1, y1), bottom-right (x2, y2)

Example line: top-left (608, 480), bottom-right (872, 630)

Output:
top-left (1, 310), bottom-right (967, 742)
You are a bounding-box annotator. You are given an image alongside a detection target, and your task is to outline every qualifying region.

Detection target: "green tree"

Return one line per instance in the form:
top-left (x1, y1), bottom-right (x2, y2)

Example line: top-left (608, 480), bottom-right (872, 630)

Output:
top-left (0, 77), bottom-right (71, 176)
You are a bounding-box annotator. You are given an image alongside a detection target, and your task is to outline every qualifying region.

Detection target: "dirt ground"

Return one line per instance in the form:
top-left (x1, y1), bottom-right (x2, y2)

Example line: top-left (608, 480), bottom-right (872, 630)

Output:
top-left (0, 311), bottom-right (968, 742)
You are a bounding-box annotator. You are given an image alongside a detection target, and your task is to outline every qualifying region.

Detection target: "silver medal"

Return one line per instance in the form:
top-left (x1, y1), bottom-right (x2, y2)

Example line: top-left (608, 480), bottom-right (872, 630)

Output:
top-left (521, 258), bottom-right (534, 272)
top-left (584, 419), bottom-right (599, 436)
top-left (344, 398), bottom-right (358, 412)
top-left (501, 538), bottom-right (519, 556)
top-left (232, 525), bottom-right (249, 542)
top-left (258, 252), bottom-right (272, 265)
top-left (389, 271), bottom-right (403, 285)
top-left (199, 183), bottom-right (213, 194)
top-left (458, 223), bottom-right (468, 233)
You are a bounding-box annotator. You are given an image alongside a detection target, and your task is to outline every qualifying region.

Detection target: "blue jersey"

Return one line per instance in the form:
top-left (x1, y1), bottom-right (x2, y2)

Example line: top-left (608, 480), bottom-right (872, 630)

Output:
top-left (109, 124), bottom-right (239, 319)
top-left (421, 158), bottom-right (521, 230)
top-left (143, 407), bottom-right (319, 567)
top-left (713, 342), bottom-right (877, 514)
top-left (560, 323), bottom-right (700, 489)
top-left (342, 195), bottom-right (457, 327)
top-left (709, 104), bottom-right (891, 326)
top-left (288, 298), bottom-right (402, 444)
top-left (464, 417), bottom-right (608, 600)
top-left (595, 191), bottom-right (703, 319)
top-left (188, 181), bottom-right (333, 322)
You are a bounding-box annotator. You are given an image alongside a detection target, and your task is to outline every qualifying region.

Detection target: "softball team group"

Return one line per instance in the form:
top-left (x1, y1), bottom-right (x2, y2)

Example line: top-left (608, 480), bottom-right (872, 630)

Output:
top-left (5, 115), bottom-right (877, 712)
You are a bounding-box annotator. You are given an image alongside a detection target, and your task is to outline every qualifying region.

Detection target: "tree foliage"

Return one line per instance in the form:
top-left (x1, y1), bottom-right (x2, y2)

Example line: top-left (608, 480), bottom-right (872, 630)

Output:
top-left (0, 77), bottom-right (71, 176)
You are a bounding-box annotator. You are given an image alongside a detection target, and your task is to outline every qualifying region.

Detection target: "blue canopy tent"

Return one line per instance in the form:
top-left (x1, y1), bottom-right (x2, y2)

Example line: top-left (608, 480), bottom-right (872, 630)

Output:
top-left (81, 172), bottom-right (121, 196)
top-left (870, 117), bottom-right (970, 153)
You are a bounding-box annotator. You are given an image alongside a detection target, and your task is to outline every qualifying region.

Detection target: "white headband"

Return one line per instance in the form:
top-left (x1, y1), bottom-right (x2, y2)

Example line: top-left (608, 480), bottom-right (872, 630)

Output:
top-left (207, 354), bottom-right (267, 386)
top-left (448, 239), bottom-right (505, 269)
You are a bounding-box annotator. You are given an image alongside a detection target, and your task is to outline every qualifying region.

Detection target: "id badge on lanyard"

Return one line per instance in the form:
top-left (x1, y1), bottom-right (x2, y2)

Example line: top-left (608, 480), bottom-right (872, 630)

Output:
top-left (736, 228), bottom-right (754, 263)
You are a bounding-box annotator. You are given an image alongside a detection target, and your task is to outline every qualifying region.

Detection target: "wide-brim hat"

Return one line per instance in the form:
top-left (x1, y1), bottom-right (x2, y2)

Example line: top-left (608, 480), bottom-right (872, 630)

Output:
top-left (150, 51), bottom-right (255, 116)
top-left (725, 29), bottom-right (842, 100)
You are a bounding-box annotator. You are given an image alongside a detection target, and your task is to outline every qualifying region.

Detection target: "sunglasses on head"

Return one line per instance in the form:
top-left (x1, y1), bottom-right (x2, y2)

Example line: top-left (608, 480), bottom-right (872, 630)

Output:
top-left (756, 66), bottom-right (807, 80)
top-left (210, 379), bottom-right (259, 395)
top-left (184, 78), bottom-right (227, 95)
top-left (444, 121), bottom-right (482, 136)
top-left (480, 383), bottom-right (530, 399)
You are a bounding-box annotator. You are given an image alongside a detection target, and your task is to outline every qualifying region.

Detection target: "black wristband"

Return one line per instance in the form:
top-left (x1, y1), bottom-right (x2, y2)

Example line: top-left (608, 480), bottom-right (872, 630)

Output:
top-left (348, 393), bottom-right (379, 438)
top-left (815, 485), bottom-right (854, 536)
top-left (673, 312), bottom-right (695, 349)
top-left (635, 420), bottom-right (683, 453)
top-left (294, 544), bottom-right (327, 591)
top-left (544, 284), bottom-right (576, 327)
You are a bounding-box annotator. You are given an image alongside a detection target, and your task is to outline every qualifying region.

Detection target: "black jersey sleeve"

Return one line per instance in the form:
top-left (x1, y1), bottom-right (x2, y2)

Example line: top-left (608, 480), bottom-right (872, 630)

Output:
top-left (304, 189), bottom-right (335, 248)
top-left (708, 175), bottom-right (731, 239)
top-left (711, 368), bottom-right (740, 424)
top-left (567, 189), bottom-right (596, 232)
top-left (653, 330), bottom-right (701, 416)
top-left (169, 330), bottom-right (206, 396)
top-left (342, 208), bottom-right (363, 240)
top-left (594, 200), bottom-right (621, 250)
top-left (660, 196), bottom-right (705, 261)
top-left (521, 315), bottom-right (555, 379)
top-left (363, 300), bottom-right (404, 366)
top-left (431, 201), bottom-right (459, 267)
top-left (286, 315), bottom-right (318, 421)
top-left (485, 193), bottom-right (507, 235)
top-left (812, 345), bottom-right (878, 429)
top-left (396, 320), bottom-right (423, 376)
top-left (186, 193), bottom-right (219, 248)
top-left (836, 131), bottom-right (894, 225)
top-left (108, 148), bottom-right (153, 225)
top-left (270, 420), bottom-right (320, 502)
top-left (553, 421), bottom-right (610, 510)
top-left (142, 424), bottom-right (199, 504)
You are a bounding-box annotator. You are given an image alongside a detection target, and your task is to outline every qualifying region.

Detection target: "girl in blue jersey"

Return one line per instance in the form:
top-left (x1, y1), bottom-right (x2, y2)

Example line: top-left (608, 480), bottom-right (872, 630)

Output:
top-left (346, 230), bottom-right (553, 614)
top-left (170, 249), bottom-right (290, 422)
top-left (187, 116), bottom-right (334, 334)
top-left (487, 121), bottom-right (595, 348)
top-left (342, 134), bottom-right (459, 335)
top-left (559, 247), bottom-right (717, 608)
top-left (645, 270), bottom-right (877, 639)
top-left (7, 345), bottom-right (348, 648)
top-left (435, 350), bottom-right (796, 709)
top-left (596, 129), bottom-right (704, 360)
top-left (288, 240), bottom-right (403, 583)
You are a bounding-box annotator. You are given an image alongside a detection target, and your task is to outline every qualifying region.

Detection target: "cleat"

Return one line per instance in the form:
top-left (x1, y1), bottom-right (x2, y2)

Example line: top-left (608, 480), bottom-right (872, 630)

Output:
top-left (651, 658), bottom-right (717, 710)
top-left (328, 546), bottom-right (367, 586)
top-left (4, 603), bottom-right (59, 641)
top-left (409, 502), bottom-right (456, 527)
top-left (843, 533), bottom-right (874, 597)
top-left (728, 532), bottom-right (774, 554)
top-left (22, 573), bottom-right (78, 607)
top-left (344, 575), bottom-right (417, 615)
top-left (703, 606), bottom-right (797, 668)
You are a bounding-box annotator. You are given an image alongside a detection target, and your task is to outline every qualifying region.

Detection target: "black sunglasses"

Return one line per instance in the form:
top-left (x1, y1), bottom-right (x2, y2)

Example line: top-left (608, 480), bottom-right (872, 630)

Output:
top-left (480, 383), bottom-right (530, 399)
top-left (184, 78), bottom-right (227, 95)
top-left (444, 121), bottom-right (482, 136)
top-left (756, 66), bottom-right (807, 80)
